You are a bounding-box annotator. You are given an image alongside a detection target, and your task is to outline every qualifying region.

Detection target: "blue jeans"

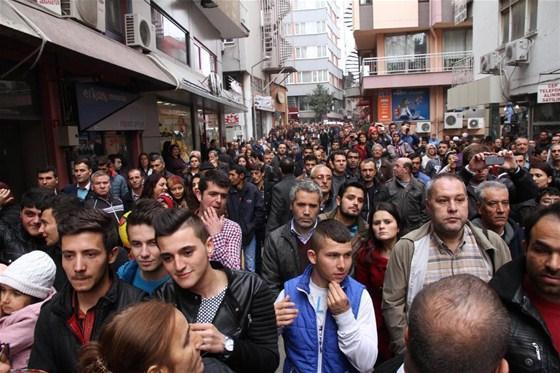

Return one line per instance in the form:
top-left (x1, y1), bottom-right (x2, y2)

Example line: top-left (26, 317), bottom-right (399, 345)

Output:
top-left (244, 236), bottom-right (257, 272)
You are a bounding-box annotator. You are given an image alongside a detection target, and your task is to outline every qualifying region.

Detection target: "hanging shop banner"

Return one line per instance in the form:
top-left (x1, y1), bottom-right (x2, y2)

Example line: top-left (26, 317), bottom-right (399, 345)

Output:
top-left (254, 95), bottom-right (275, 112)
top-left (377, 90), bottom-right (392, 121)
top-left (538, 81), bottom-right (560, 103)
top-left (224, 113), bottom-right (239, 127)
top-left (392, 88), bottom-right (430, 122)
top-left (75, 83), bottom-right (139, 131)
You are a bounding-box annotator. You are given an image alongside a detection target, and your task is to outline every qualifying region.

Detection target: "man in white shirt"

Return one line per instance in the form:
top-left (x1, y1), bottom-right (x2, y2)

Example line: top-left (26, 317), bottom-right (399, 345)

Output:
top-left (274, 219), bottom-right (377, 372)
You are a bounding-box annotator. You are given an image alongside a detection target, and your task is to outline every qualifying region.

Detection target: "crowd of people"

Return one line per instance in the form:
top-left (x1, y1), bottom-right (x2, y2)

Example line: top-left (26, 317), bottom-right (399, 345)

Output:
top-left (0, 120), bottom-right (559, 373)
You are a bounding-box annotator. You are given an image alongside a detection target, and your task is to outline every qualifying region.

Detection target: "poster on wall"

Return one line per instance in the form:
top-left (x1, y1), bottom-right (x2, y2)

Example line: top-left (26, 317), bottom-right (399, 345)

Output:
top-left (392, 88), bottom-right (430, 122)
top-left (377, 90), bottom-right (392, 121)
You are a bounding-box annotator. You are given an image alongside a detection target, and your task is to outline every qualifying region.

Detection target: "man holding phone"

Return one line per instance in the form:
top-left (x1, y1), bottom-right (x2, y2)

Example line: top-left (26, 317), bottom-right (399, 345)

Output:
top-left (458, 146), bottom-right (539, 220)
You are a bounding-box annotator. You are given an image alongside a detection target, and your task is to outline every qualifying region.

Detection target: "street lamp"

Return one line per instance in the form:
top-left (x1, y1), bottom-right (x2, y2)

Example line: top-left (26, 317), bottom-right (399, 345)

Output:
top-left (251, 55), bottom-right (271, 140)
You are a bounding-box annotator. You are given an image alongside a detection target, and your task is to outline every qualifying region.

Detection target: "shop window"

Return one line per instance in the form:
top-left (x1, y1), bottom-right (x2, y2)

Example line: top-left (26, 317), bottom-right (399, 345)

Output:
top-left (500, 0), bottom-right (538, 44)
top-left (157, 100), bottom-right (193, 156)
top-left (151, 5), bottom-right (189, 65)
top-left (193, 39), bottom-right (217, 76)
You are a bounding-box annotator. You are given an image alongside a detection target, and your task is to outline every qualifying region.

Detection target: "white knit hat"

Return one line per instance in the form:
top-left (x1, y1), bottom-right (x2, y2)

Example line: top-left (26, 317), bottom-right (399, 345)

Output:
top-left (0, 251), bottom-right (56, 299)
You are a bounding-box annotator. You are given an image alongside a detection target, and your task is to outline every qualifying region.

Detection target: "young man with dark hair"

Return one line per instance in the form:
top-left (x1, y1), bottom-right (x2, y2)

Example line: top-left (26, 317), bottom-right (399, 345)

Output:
top-left (116, 199), bottom-right (169, 294)
top-left (29, 208), bottom-right (145, 373)
top-left (38, 193), bottom-right (82, 290)
top-left (319, 181), bottom-right (369, 254)
top-left (227, 164), bottom-right (265, 272)
top-left (0, 188), bottom-right (50, 264)
top-left (490, 203), bottom-right (560, 372)
top-left (37, 165), bottom-right (59, 192)
top-left (275, 219), bottom-right (377, 372)
top-left (196, 169), bottom-right (242, 269)
top-left (538, 186), bottom-right (560, 206)
top-left (154, 208), bottom-right (279, 373)
top-left (61, 158), bottom-right (94, 202)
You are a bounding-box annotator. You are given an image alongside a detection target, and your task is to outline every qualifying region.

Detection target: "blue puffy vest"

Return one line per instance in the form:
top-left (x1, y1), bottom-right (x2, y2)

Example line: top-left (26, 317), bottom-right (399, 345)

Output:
top-left (283, 265), bottom-right (364, 373)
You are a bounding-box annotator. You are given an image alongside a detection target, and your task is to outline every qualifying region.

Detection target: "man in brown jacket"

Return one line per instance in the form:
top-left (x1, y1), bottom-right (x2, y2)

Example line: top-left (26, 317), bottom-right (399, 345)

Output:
top-left (382, 173), bottom-right (511, 354)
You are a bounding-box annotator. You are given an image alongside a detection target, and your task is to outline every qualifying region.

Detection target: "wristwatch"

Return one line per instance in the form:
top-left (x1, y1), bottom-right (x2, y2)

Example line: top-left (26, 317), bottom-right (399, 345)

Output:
top-left (224, 335), bottom-right (235, 356)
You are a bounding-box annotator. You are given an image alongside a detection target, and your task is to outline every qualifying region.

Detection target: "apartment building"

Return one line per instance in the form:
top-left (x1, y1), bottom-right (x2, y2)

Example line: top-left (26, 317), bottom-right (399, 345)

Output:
top-left (284, 0), bottom-right (345, 122)
top-left (353, 0), bottom-right (474, 136)
top-left (0, 0), bottom-right (248, 193)
top-left (448, 0), bottom-right (559, 139)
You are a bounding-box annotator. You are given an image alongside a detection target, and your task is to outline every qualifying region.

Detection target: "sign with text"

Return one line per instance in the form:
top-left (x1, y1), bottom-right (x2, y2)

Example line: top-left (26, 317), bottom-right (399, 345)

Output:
top-left (538, 82), bottom-right (560, 103)
top-left (377, 90), bottom-right (392, 121)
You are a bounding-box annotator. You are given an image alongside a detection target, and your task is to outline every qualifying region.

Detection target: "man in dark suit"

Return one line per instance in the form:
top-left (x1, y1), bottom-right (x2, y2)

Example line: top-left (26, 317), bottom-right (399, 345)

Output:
top-left (61, 158), bottom-right (93, 202)
top-left (266, 158), bottom-right (298, 233)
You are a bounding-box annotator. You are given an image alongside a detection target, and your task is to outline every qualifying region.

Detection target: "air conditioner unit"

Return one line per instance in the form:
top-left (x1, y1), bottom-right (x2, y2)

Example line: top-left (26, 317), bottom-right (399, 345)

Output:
top-left (415, 121), bottom-right (432, 134)
top-left (125, 14), bottom-right (156, 53)
top-left (480, 52), bottom-right (500, 74)
top-left (467, 117), bottom-right (485, 130)
top-left (444, 112), bottom-right (464, 129)
top-left (504, 38), bottom-right (530, 66)
top-left (61, 0), bottom-right (106, 33)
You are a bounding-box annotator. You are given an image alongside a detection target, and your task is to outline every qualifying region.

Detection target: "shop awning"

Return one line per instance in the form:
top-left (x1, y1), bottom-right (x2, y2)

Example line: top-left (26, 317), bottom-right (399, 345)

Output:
top-left (152, 55), bottom-right (249, 113)
top-left (0, 0), bottom-right (176, 87)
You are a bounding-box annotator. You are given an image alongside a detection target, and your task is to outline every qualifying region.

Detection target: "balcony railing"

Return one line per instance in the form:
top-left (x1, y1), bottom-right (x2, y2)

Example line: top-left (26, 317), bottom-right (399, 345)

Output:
top-left (362, 51), bottom-right (473, 76)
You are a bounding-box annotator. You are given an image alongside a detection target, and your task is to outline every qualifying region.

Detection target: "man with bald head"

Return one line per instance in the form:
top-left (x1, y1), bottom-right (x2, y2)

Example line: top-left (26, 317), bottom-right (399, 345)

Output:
top-left (375, 157), bottom-right (428, 235)
top-left (383, 173), bottom-right (511, 354)
top-left (377, 275), bottom-right (511, 373)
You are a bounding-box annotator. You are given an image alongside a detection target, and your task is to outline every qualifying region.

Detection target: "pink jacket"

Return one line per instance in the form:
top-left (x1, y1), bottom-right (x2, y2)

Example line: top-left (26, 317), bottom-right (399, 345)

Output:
top-left (0, 289), bottom-right (56, 369)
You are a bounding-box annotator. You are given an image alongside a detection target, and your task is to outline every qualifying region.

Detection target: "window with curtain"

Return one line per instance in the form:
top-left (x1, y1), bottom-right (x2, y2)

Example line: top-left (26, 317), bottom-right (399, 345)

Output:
top-left (384, 32), bottom-right (428, 56)
top-left (443, 29), bottom-right (472, 52)
top-left (500, 0), bottom-right (538, 44)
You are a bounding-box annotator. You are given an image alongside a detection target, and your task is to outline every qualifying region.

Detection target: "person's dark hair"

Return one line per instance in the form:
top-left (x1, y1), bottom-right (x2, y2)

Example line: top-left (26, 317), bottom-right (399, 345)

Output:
top-left (407, 274), bottom-right (510, 373)
top-left (304, 155), bottom-right (318, 164)
top-left (140, 172), bottom-right (166, 199)
top-left (530, 161), bottom-right (553, 178)
top-left (408, 153), bottom-right (422, 162)
top-left (152, 207), bottom-right (208, 243)
top-left (537, 187), bottom-right (560, 203)
top-left (38, 193), bottom-right (81, 222)
top-left (108, 154), bottom-right (123, 164)
top-left (97, 156), bottom-right (110, 167)
top-left (367, 202), bottom-right (401, 244)
top-left (337, 181), bottom-right (366, 199)
top-left (37, 165), bottom-right (57, 177)
top-left (230, 163), bottom-right (246, 177)
top-left (58, 208), bottom-right (119, 252)
top-left (79, 301), bottom-right (177, 373)
top-left (20, 188), bottom-right (51, 210)
top-left (310, 219), bottom-right (352, 252)
top-left (137, 152), bottom-right (150, 167)
top-left (279, 157), bottom-right (295, 175)
top-left (198, 169), bottom-right (230, 196)
top-left (75, 157), bottom-right (93, 170)
top-left (525, 201), bottom-right (560, 243)
top-left (126, 199), bottom-right (164, 235)
top-left (425, 173), bottom-right (466, 200)
top-left (462, 143), bottom-right (491, 166)
top-left (329, 150), bottom-right (346, 163)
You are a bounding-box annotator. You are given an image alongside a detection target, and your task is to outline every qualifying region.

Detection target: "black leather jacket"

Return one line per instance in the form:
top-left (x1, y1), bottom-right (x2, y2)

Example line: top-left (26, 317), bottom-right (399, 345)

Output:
top-left (490, 258), bottom-right (560, 373)
top-left (0, 220), bottom-right (45, 265)
top-left (29, 278), bottom-right (146, 373)
top-left (156, 262), bottom-right (279, 373)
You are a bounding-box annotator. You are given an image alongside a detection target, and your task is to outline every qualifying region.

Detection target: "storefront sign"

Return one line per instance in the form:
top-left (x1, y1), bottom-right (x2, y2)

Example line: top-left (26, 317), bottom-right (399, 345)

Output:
top-left (392, 88), bottom-right (430, 122)
top-left (377, 91), bottom-right (391, 121)
top-left (538, 82), bottom-right (560, 103)
top-left (254, 95), bottom-right (275, 112)
top-left (225, 113), bottom-right (239, 127)
top-left (76, 83), bottom-right (139, 130)
top-left (454, 0), bottom-right (467, 24)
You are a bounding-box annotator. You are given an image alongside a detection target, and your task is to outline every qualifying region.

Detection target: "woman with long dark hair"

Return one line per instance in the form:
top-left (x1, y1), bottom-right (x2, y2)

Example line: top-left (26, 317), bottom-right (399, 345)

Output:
top-left (137, 152), bottom-right (152, 178)
top-left (355, 202), bottom-right (401, 364)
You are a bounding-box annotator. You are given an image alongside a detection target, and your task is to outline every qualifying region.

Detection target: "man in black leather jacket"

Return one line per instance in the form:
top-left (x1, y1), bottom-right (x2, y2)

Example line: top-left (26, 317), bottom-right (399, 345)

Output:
top-left (154, 208), bottom-right (279, 373)
top-left (29, 208), bottom-right (145, 373)
top-left (490, 203), bottom-right (560, 372)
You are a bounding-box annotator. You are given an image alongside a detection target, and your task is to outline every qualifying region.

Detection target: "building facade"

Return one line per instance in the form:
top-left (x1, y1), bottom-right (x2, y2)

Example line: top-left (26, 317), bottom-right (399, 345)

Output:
top-left (284, 0), bottom-right (345, 122)
top-left (0, 0), bottom-right (249, 195)
top-left (353, 0), bottom-right (475, 137)
top-left (448, 0), bottom-right (559, 139)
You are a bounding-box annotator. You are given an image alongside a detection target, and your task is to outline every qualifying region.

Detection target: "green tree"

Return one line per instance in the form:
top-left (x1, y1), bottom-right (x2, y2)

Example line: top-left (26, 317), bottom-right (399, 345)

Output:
top-left (308, 84), bottom-right (333, 121)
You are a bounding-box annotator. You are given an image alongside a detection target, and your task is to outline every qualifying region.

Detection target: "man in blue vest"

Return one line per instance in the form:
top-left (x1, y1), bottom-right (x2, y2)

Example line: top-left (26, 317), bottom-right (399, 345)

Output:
top-left (274, 219), bottom-right (377, 372)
